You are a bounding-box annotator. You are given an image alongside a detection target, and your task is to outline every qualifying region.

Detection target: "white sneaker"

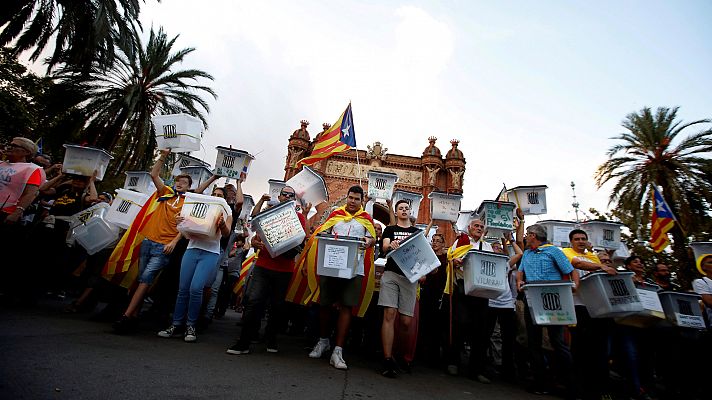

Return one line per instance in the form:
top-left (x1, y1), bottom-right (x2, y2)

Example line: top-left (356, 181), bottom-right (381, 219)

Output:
top-left (309, 340), bottom-right (330, 358)
top-left (330, 350), bottom-right (348, 370)
top-left (184, 326), bottom-right (197, 343)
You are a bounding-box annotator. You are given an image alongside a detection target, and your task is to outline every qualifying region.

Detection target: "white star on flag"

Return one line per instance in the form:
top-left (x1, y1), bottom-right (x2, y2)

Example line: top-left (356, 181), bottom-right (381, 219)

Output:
top-left (342, 124), bottom-right (350, 137)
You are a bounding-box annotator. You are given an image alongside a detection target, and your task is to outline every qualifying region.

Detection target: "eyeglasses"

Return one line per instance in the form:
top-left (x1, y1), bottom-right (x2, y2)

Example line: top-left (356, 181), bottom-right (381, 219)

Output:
top-left (280, 191), bottom-right (295, 198)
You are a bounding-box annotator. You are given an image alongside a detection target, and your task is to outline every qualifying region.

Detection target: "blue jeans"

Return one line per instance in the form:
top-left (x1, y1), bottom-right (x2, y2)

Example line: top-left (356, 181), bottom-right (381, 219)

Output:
top-left (138, 239), bottom-right (171, 285)
top-left (172, 248), bottom-right (220, 326)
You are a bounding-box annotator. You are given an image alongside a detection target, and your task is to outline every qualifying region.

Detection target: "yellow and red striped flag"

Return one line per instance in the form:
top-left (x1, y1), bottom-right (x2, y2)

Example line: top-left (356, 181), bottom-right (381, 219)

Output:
top-left (101, 187), bottom-right (179, 289)
top-left (233, 250), bottom-right (259, 295)
top-left (296, 103), bottom-right (356, 167)
top-left (286, 205), bottom-right (376, 317)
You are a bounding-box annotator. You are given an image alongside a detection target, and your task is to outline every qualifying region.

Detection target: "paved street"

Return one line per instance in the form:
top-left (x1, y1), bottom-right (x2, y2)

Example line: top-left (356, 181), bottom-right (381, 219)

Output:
top-left (0, 301), bottom-right (540, 400)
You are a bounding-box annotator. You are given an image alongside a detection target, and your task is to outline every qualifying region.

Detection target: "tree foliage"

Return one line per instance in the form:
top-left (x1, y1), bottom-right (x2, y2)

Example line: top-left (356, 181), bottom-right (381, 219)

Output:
top-left (596, 107), bottom-right (712, 287)
top-left (58, 27), bottom-right (216, 175)
top-left (0, 0), bottom-right (148, 73)
top-left (0, 47), bottom-right (86, 156)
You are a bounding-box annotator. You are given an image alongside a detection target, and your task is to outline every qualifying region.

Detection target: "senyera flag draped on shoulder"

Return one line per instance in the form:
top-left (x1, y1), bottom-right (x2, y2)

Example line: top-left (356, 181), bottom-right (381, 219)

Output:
top-left (650, 186), bottom-right (676, 253)
top-left (295, 103), bottom-right (356, 167)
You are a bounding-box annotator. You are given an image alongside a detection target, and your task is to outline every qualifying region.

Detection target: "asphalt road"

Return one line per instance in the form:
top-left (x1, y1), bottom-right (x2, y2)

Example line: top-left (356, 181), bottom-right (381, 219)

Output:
top-left (0, 301), bottom-right (541, 400)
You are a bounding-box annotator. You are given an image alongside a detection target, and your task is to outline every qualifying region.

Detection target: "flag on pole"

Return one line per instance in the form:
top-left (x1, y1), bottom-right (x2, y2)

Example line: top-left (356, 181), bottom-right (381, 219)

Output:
top-left (495, 183), bottom-right (508, 202)
top-left (35, 138), bottom-right (43, 154)
top-left (650, 186), bottom-right (676, 253)
top-left (296, 103), bottom-right (356, 167)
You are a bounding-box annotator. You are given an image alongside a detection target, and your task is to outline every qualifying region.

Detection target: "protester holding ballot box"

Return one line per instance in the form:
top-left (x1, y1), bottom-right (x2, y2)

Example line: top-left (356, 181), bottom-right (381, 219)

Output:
top-left (378, 199), bottom-right (421, 378)
top-left (227, 185), bottom-right (306, 355)
top-left (561, 228), bottom-right (616, 400)
top-left (515, 224), bottom-right (577, 397)
top-left (157, 186), bottom-right (232, 343)
top-left (486, 226), bottom-right (524, 382)
top-left (299, 185), bottom-right (376, 370)
top-left (105, 149), bottom-right (189, 333)
top-left (444, 218), bottom-right (494, 383)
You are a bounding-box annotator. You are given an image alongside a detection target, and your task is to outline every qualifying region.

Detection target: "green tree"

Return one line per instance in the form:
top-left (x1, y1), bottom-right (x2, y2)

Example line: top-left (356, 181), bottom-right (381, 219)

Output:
top-left (61, 27), bottom-right (216, 175)
top-left (595, 106), bottom-right (712, 287)
top-left (0, 0), bottom-right (148, 73)
top-left (0, 47), bottom-right (86, 154)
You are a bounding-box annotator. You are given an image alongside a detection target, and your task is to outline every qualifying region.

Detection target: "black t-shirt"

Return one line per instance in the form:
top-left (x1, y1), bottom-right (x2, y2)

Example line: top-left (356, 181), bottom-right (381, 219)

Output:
top-left (382, 224), bottom-right (420, 276)
top-left (50, 186), bottom-right (86, 217)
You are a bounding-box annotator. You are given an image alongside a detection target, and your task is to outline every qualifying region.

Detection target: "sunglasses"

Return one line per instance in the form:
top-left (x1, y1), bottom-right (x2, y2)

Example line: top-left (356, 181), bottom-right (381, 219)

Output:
top-left (280, 191), bottom-right (295, 198)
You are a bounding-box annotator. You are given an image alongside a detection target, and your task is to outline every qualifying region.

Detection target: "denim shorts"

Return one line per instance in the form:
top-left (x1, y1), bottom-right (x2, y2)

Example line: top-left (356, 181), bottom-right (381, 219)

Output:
top-left (138, 238), bottom-right (171, 285)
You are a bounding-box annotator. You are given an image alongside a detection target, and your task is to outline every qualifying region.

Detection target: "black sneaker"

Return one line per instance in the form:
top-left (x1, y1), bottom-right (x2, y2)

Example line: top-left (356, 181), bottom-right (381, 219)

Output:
top-left (112, 315), bottom-right (138, 334)
top-left (266, 337), bottom-right (278, 353)
top-left (226, 342), bottom-right (250, 355)
top-left (381, 358), bottom-right (398, 378)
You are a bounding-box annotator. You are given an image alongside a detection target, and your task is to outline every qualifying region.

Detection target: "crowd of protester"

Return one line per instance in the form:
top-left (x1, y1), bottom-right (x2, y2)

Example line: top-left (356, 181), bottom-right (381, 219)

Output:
top-left (1, 137), bottom-right (711, 400)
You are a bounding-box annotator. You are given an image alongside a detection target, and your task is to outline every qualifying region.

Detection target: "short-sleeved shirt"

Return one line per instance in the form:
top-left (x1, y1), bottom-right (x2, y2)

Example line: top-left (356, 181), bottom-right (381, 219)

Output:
top-left (141, 186), bottom-right (185, 245)
top-left (692, 277), bottom-right (712, 326)
top-left (49, 186), bottom-right (86, 217)
top-left (562, 248), bottom-right (601, 305)
top-left (382, 224), bottom-right (420, 276)
top-left (255, 211), bottom-right (307, 273)
top-left (0, 162), bottom-right (44, 214)
top-left (520, 244), bottom-right (574, 282)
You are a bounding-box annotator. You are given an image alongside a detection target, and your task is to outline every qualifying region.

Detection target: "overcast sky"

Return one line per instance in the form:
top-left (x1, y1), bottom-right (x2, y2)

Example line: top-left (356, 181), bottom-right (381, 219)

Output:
top-left (132, 0), bottom-right (712, 221)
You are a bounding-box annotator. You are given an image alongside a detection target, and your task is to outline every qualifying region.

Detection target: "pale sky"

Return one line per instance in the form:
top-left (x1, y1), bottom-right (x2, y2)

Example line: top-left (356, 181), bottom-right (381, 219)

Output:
top-left (71, 1), bottom-right (712, 220)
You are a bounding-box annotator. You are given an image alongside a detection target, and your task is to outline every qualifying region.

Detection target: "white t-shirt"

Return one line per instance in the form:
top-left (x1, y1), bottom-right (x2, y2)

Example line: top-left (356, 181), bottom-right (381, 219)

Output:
top-left (692, 277), bottom-right (712, 326)
top-left (331, 218), bottom-right (372, 276)
top-left (187, 236), bottom-right (221, 254)
top-left (488, 266), bottom-right (517, 309)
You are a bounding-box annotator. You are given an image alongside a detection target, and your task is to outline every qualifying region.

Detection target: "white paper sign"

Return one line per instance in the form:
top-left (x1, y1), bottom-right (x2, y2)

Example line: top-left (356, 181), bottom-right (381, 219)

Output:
top-left (637, 289), bottom-right (664, 312)
top-left (553, 226), bottom-right (572, 245)
top-left (675, 313), bottom-right (705, 329)
top-left (325, 244), bottom-right (349, 270)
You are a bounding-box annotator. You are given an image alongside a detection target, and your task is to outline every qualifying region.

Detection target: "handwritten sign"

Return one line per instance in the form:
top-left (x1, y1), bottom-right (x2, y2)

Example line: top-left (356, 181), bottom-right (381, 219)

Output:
top-left (215, 148), bottom-right (252, 180)
top-left (482, 202), bottom-right (515, 230)
top-left (388, 232), bottom-right (441, 283)
top-left (324, 244), bottom-right (350, 270)
top-left (257, 207), bottom-right (304, 249)
top-left (430, 193), bottom-right (461, 222)
top-left (525, 285), bottom-right (577, 325)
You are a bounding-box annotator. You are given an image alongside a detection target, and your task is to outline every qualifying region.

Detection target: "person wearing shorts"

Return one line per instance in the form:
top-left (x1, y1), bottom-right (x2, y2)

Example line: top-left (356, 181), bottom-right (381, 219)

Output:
top-left (308, 185), bottom-right (376, 370)
top-left (379, 199), bottom-right (421, 377)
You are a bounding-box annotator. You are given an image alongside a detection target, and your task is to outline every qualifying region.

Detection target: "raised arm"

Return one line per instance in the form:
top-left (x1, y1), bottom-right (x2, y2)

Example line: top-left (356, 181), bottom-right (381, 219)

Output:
top-left (195, 174), bottom-right (219, 195)
top-left (151, 150), bottom-right (170, 193)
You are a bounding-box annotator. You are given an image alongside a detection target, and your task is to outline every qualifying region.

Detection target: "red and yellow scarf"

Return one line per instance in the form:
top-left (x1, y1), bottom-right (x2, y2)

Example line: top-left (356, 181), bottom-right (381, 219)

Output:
top-left (286, 205), bottom-right (376, 317)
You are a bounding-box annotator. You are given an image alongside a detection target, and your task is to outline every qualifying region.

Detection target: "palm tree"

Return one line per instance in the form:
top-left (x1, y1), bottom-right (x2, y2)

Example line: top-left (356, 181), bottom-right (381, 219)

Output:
top-left (63, 26), bottom-right (216, 174)
top-left (0, 0), bottom-right (146, 73)
top-left (595, 106), bottom-right (712, 285)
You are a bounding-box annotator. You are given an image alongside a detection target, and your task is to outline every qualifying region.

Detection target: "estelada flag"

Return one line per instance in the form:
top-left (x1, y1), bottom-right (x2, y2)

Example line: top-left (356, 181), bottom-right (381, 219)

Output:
top-left (101, 187), bottom-right (180, 288)
top-left (650, 186), bottom-right (676, 253)
top-left (286, 205), bottom-right (375, 317)
top-left (296, 103), bottom-right (356, 167)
